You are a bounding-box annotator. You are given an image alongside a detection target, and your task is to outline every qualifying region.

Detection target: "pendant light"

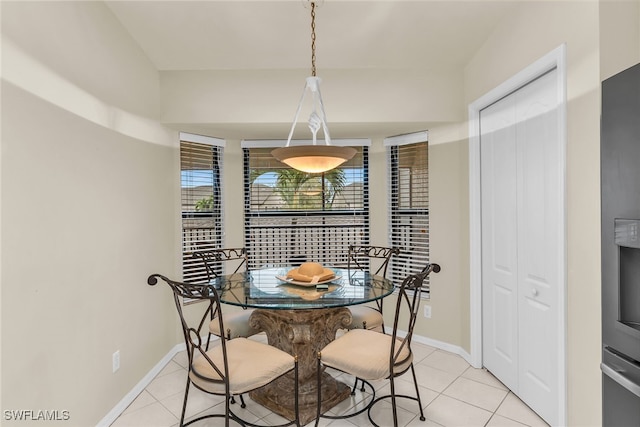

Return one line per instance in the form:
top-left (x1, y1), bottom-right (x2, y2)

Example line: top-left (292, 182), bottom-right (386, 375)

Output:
top-left (271, 1), bottom-right (356, 174)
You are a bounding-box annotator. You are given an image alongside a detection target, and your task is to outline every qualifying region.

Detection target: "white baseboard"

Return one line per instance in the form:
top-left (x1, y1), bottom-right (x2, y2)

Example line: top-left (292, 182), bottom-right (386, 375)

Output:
top-left (99, 333), bottom-right (472, 425)
top-left (411, 334), bottom-right (475, 367)
top-left (96, 343), bottom-right (184, 427)
top-left (388, 328), bottom-right (475, 367)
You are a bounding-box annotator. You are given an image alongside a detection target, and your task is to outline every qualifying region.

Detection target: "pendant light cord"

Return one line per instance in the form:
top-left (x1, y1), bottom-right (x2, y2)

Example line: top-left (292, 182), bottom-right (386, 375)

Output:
top-left (310, 2), bottom-right (316, 77)
top-left (272, 0), bottom-right (357, 171)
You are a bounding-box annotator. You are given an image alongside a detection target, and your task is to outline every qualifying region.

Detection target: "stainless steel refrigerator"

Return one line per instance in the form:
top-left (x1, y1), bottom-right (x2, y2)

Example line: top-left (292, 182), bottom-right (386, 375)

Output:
top-left (601, 62), bottom-right (640, 426)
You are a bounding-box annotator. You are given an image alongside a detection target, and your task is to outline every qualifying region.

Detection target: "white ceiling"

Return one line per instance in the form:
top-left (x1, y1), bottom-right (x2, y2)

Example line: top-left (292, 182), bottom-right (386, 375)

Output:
top-left (106, 1), bottom-right (516, 71)
top-left (105, 0), bottom-right (518, 138)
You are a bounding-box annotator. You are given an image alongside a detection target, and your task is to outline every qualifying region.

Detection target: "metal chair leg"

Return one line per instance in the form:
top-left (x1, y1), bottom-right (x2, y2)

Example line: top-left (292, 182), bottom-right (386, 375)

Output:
top-left (315, 352), bottom-right (322, 427)
top-left (410, 364), bottom-right (426, 421)
top-left (351, 378), bottom-right (359, 395)
top-left (180, 379), bottom-right (191, 426)
top-left (351, 377), bottom-right (366, 394)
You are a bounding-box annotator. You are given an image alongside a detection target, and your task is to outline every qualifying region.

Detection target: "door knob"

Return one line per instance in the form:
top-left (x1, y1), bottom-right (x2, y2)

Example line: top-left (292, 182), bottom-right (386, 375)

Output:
top-left (532, 288), bottom-right (539, 296)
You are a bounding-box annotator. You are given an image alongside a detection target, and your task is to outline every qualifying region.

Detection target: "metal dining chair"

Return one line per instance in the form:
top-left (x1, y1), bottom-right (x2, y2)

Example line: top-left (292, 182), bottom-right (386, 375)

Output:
top-left (147, 274), bottom-right (300, 427)
top-left (315, 263), bottom-right (441, 427)
top-left (191, 248), bottom-right (260, 343)
top-left (346, 245), bottom-right (400, 332)
top-left (191, 247), bottom-right (261, 408)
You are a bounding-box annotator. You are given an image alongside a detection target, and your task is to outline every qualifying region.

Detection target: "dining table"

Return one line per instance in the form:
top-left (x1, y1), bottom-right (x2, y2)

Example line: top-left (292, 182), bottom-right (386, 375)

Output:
top-left (209, 265), bottom-right (394, 425)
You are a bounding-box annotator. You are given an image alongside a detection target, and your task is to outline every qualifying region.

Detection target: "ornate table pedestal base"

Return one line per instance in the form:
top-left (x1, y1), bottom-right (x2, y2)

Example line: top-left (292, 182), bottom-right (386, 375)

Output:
top-left (248, 308), bottom-right (352, 425)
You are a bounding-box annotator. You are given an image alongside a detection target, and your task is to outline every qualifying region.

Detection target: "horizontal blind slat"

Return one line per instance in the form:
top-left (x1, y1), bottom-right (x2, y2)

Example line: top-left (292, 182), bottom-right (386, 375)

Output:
top-left (244, 147), bottom-right (369, 268)
top-left (181, 140), bottom-right (224, 283)
top-left (388, 141), bottom-right (430, 294)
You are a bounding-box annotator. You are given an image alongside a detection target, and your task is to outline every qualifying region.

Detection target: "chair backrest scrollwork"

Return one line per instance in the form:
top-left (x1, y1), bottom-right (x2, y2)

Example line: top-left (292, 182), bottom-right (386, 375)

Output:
top-left (192, 247), bottom-right (249, 281)
top-left (347, 245), bottom-right (400, 278)
top-left (147, 274), bottom-right (230, 388)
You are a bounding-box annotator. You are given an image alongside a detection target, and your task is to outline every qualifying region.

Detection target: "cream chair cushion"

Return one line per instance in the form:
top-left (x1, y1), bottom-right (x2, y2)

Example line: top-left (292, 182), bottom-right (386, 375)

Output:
top-left (190, 338), bottom-right (294, 395)
top-left (209, 309), bottom-right (260, 339)
top-left (320, 329), bottom-right (412, 380)
top-left (348, 305), bottom-right (384, 330)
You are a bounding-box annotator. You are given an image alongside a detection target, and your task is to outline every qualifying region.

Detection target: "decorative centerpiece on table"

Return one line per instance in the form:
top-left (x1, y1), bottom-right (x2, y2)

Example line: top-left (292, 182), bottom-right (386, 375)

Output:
top-left (276, 262), bottom-right (341, 289)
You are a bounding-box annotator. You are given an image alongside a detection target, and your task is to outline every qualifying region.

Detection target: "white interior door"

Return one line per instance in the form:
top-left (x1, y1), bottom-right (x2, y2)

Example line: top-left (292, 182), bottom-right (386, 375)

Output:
top-left (480, 92), bottom-right (519, 392)
top-left (480, 69), bottom-right (561, 425)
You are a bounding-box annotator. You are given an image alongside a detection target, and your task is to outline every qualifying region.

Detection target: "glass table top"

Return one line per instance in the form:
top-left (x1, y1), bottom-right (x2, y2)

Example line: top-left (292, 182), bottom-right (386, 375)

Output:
top-left (210, 267), bottom-right (394, 310)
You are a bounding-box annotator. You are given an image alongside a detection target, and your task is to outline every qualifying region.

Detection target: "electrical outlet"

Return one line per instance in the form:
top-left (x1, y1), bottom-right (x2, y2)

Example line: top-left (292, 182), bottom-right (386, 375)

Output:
top-left (112, 350), bottom-right (120, 373)
top-left (423, 305), bottom-right (432, 318)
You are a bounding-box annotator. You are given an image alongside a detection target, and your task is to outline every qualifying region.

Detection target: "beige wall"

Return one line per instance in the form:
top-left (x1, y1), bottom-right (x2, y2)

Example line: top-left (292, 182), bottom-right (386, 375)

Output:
top-left (1, 2), bottom-right (179, 425)
top-left (367, 138), bottom-right (391, 246)
top-left (408, 128), bottom-right (470, 347)
top-left (3, 1), bottom-right (640, 426)
top-left (160, 68), bottom-right (464, 131)
top-left (461, 1), bottom-right (639, 425)
top-left (221, 139), bottom-right (246, 248)
top-left (600, 0), bottom-right (640, 80)
top-left (466, 0), bottom-right (603, 424)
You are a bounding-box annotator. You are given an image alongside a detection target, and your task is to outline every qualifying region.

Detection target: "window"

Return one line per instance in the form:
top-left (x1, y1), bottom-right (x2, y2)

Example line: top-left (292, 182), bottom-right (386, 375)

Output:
top-left (242, 140), bottom-right (370, 269)
top-left (180, 133), bottom-right (225, 283)
top-left (386, 133), bottom-right (430, 293)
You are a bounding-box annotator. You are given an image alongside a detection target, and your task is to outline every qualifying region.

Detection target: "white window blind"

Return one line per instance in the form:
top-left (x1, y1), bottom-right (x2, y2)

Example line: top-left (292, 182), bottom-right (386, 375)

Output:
top-left (386, 134), bottom-right (430, 293)
top-left (243, 145), bottom-right (369, 269)
top-left (180, 135), bottom-right (224, 283)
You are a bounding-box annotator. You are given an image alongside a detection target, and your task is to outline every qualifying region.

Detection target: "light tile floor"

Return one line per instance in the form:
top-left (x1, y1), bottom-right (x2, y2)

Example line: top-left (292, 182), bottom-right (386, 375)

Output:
top-left (112, 335), bottom-right (549, 427)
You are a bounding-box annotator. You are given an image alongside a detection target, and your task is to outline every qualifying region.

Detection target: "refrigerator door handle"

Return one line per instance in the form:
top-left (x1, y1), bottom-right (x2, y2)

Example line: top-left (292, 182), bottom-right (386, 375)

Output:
top-left (601, 363), bottom-right (640, 398)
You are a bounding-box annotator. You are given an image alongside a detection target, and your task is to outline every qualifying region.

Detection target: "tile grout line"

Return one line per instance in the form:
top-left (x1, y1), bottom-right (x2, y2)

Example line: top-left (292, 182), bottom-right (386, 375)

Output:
top-left (115, 344), bottom-right (544, 427)
top-left (417, 356), bottom-right (532, 427)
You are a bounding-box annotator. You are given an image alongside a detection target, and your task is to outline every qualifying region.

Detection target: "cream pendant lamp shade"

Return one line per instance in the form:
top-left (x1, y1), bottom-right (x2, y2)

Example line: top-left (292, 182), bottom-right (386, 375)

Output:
top-left (271, 1), bottom-right (356, 174)
top-left (272, 144), bottom-right (357, 174)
